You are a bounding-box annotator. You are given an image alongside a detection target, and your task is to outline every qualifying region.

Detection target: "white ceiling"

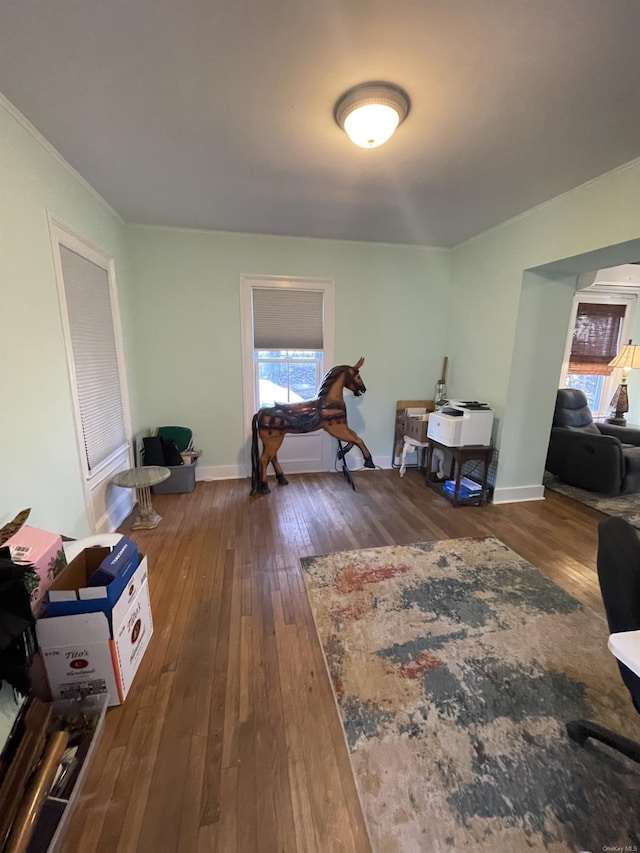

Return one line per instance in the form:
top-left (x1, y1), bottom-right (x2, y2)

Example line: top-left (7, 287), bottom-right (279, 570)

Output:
top-left (2, 0), bottom-right (640, 247)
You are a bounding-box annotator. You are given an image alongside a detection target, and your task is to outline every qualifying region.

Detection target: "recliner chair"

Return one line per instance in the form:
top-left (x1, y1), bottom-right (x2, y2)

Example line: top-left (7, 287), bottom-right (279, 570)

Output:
top-left (566, 517), bottom-right (640, 763)
top-left (546, 388), bottom-right (640, 495)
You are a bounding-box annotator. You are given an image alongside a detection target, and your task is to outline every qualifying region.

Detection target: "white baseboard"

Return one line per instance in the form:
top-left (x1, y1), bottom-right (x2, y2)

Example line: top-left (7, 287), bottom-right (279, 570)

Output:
top-left (372, 454), bottom-right (393, 470)
top-left (146, 461), bottom-right (545, 505)
top-left (197, 456), bottom-right (394, 482)
top-left (338, 454), bottom-right (393, 473)
top-left (492, 484), bottom-right (545, 504)
top-left (95, 491), bottom-right (134, 532)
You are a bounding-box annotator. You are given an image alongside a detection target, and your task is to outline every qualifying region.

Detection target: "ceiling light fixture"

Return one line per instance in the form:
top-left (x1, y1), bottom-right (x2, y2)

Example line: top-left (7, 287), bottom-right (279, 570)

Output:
top-left (335, 82), bottom-right (410, 149)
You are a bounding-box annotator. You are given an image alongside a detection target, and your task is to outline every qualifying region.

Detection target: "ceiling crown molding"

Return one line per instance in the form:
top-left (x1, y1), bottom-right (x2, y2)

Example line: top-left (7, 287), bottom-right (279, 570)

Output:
top-left (0, 93), bottom-right (123, 224)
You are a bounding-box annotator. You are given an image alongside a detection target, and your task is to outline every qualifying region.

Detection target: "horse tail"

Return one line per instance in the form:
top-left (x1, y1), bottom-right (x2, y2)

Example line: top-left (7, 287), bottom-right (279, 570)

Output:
top-left (250, 412), bottom-right (260, 495)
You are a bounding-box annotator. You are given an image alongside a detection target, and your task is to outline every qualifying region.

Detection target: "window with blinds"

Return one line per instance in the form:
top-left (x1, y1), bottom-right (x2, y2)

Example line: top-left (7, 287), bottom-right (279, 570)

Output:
top-left (250, 287), bottom-right (325, 408)
top-left (561, 295), bottom-right (635, 417)
top-left (59, 245), bottom-right (127, 472)
top-left (252, 288), bottom-right (324, 350)
top-left (569, 302), bottom-right (626, 376)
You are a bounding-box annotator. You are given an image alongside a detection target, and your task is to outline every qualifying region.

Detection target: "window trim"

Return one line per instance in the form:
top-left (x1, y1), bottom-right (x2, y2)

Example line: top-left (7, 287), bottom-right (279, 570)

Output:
top-left (239, 275), bottom-right (335, 468)
top-left (49, 216), bottom-right (133, 486)
top-left (559, 290), bottom-right (637, 417)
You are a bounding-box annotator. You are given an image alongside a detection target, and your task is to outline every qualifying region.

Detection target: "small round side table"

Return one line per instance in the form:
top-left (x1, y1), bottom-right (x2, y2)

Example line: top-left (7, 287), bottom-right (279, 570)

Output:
top-left (112, 466), bottom-right (171, 530)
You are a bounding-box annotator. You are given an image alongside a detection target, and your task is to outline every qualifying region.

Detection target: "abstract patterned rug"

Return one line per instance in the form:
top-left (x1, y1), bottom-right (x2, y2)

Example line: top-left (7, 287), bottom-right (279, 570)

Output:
top-left (543, 470), bottom-right (640, 530)
top-left (300, 537), bottom-right (640, 853)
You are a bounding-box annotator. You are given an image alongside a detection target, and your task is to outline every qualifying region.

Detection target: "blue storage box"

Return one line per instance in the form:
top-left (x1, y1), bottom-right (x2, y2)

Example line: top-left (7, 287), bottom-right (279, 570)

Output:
top-left (87, 536), bottom-right (138, 588)
top-left (151, 456), bottom-right (197, 494)
top-left (45, 545), bottom-right (141, 626)
top-left (443, 477), bottom-right (482, 500)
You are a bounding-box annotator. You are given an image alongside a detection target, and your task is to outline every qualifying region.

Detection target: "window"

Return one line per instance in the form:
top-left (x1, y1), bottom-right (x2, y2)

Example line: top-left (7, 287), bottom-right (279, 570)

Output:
top-left (256, 350), bottom-right (323, 407)
top-left (50, 218), bottom-right (132, 531)
top-left (561, 296), bottom-right (634, 416)
top-left (564, 373), bottom-right (605, 412)
top-left (240, 276), bottom-right (335, 474)
top-left (250, 285), bottom-right (326, 407)
top-left (59, 245), bottom-right (127, 471)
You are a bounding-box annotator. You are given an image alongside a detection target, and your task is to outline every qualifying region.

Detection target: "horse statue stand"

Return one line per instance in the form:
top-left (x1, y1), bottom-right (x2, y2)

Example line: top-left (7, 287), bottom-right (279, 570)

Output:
top-left (250, 357), bottom-right (375, 495)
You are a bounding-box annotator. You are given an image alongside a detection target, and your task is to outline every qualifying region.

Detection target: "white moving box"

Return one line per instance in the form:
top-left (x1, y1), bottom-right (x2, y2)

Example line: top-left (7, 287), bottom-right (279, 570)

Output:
top-left (36, 551), bottom-right (153, 706)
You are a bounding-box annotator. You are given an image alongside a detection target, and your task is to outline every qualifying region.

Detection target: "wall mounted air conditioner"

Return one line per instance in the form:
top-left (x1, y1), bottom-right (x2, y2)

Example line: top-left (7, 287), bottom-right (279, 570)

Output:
top-left (578, 265), bottom-right (640, 293)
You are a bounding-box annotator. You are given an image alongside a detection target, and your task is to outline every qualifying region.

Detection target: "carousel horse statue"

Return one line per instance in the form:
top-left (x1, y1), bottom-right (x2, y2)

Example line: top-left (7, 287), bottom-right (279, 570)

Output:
top-left (250, 357), bottom-right (375, 495)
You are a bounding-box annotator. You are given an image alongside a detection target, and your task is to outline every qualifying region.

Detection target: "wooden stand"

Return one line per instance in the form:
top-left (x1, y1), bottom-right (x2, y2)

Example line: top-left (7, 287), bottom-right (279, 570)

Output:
top-left (424, 438), bottom-right (493, 507)
top-left (337, 441), bottom-right (356, 491)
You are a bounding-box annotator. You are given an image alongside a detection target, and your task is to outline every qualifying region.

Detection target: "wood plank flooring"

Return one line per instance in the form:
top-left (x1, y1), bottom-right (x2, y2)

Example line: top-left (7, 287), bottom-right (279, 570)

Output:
top-left (59, 470), bottom-right (609, 853)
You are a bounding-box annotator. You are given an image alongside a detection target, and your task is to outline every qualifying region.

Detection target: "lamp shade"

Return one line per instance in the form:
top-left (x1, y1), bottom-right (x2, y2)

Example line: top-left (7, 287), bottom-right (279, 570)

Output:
top-left (335, 82), bottom-right (410, 149)
top-left (608, 339), bottom-right (640, 370)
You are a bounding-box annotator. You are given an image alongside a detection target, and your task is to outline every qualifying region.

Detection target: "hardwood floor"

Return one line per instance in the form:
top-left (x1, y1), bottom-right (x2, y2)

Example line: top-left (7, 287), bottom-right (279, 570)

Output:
top-left (59, 470), bottom-right (608, 853)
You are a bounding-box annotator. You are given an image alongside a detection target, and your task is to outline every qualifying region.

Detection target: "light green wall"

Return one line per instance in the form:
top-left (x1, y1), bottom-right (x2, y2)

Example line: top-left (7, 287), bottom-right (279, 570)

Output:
top-left (0, 99), bottom-right (132, 538)
top-left (4, 87), bottom-right (640, 535)
top-left (499, 272), bottom-right (576, 489)
top-left (125, 227), bottom-right (451, 468)
top-left (449, 160), bottom-right (640, 493)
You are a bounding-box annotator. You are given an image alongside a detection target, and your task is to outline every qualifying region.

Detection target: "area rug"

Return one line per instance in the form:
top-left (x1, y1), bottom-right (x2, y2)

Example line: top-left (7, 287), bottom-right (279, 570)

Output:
top-left (300, 538), bottom-right (640, 853)
top-left (543, 470), bottom-right (640, 530)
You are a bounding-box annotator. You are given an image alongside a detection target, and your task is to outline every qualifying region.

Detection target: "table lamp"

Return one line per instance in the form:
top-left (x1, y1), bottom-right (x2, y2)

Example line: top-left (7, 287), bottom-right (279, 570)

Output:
top-left (607, 339), bottom-right (640, 425)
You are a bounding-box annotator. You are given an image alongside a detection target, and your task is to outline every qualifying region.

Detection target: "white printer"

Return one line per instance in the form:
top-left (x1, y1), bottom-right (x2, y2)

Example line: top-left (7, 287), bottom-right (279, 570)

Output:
top-left (427, 400), bottom-right (494, 447)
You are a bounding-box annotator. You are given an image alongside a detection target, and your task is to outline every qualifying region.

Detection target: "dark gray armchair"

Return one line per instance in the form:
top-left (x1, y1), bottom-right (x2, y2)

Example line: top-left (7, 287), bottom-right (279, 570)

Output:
top-left (546, 388), bottom-right (640, 495)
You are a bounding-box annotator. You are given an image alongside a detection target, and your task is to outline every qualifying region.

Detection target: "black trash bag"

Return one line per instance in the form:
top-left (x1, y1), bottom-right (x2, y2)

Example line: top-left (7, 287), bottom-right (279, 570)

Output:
top-left (142, 435), bottom-right (165, 466)
top-left (0, 546), bottom-right (38, 694)
top-left (142, 435), bottom-right (184, 467)
top-left (161, 437), bottom-right (184, 467)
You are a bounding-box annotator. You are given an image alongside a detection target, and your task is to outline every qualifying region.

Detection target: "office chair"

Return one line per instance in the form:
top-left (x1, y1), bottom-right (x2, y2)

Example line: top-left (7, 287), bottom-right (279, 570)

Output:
top-left (566, 517), bottom-right (640, 763)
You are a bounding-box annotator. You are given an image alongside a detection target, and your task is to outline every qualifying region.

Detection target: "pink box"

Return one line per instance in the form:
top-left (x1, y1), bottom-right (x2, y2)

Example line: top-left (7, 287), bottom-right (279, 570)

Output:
top-left (5, 524), bottom-right (67, 615)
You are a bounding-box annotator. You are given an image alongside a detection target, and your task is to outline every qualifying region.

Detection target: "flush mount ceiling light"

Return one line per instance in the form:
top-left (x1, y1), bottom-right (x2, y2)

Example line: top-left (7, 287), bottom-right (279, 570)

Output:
top-left (335, 82), bottom-right (410, 149)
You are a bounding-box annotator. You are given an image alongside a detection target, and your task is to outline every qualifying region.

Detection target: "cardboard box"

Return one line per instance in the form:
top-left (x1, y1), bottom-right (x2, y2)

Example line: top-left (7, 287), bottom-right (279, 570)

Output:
top-left (5, 525), bottom-right (67, 615)
top-left (45, 545), bottom-right (140, 627)
top-left (36, 554), bottom-right (153, 706)
top-left (405, 415), bottom-right (430, 443)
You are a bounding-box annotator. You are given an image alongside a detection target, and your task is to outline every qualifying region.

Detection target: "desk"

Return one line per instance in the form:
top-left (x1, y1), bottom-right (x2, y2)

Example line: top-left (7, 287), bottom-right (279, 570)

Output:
top-left (424, 438), bottom-right (493, 507)
top-left (608, 630), bottom-right (640, 677)
top-left (112, 466), bottom-right (170, 529)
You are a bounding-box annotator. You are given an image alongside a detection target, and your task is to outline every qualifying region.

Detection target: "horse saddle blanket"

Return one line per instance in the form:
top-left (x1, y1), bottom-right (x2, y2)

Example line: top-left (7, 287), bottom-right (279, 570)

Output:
top-left (266, 402), bottom-right (321, 433)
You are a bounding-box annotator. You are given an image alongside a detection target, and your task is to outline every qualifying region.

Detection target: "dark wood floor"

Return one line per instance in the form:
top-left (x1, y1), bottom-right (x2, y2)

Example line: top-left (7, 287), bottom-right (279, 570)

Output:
top-left (59, 469), bottom-right (609, 853)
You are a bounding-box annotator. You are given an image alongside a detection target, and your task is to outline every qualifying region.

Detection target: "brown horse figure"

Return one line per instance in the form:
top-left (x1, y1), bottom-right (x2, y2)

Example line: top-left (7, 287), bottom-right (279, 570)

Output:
top-left (250, 357), bottom-right (375, 495)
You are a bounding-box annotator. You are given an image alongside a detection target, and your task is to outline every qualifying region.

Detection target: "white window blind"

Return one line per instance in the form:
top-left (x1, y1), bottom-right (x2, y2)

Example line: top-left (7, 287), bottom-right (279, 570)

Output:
top-left (60, 246), bottom-right (127, 472)
top-left (252, 288), bottom-right (324, 349)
